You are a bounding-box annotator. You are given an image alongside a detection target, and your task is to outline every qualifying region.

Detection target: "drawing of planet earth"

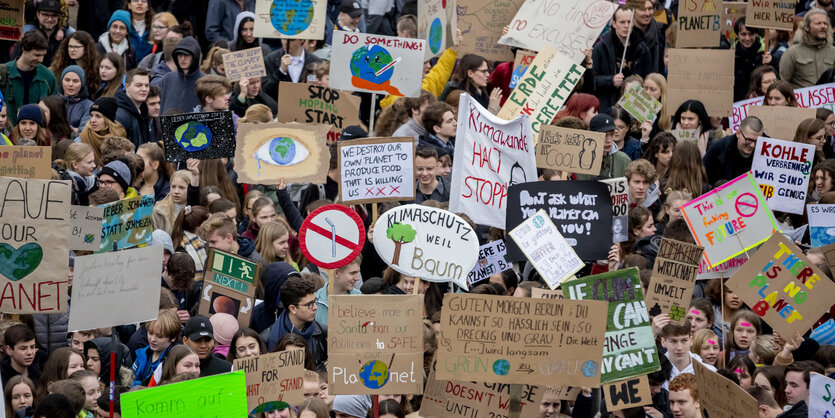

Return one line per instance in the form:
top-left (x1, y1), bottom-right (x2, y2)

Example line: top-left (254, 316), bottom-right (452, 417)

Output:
top-left (359, 360), bottom-right (389, 389)
top-left (429, 17), bottom-right (442, 54)
top-left (493, 359), bottom-right (510, 375)
top-left (350, 45), bottom-right (395, 85)
top-left (174, 121), bottom-right (212, 152)
top-left (0, 243), bottom-right (43, 281)
top-left (269, 137), bottom-right (297, 165)
top-left (270, 0), bottom-right (314, 36)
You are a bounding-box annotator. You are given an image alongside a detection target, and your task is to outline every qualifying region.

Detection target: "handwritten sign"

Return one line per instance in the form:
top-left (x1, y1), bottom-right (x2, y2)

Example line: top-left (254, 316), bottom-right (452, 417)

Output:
top-left (497, 46), bottom-right (585, 136)
top-left (536, 125), bottom-right (605, 175)
top-left (747, 106), bottom-right (816, 141)
top-left (508, 209), bottom-right (583, 289)
top-left (751, 137), bottom-right (815, 214)
top-left (531, 288), bottom-right (564, 299)
top-left (373, 204), bottom-right (478, 290)
top-left (617, 85), bottom-right (663, 124)
top-left (0, 145), bottom-right (51, 179)
top-left (328, 295), bottom-right (423, 394)
top-left (693, 360), bottom-right (758, 418)
top-left (746, 0), bottom-right (796, 30)
top-left (337, 137), bottom-right (414, 204)
top-left (455, 0), bottom-right (519, 61)
top-left (731, 83), bottom-right (835, 130)
top-left (677, 0), bottom-right (723, 47)
top-left (727, 233), bottom-right (835, 337)
top-left (603, 375), bottom-right (652, 411)
top-left (221, 48), bottom-right (266, 82)
top-left (68, 205), bottom-right (103, 251)
top-left (809, 204), bottom-right (835, 247)
top-left (506, 181), bottom-right (613, 261)
top-left (418, 0), bottom-right (456, 59)
top-left (722, 2), bottom-right (747, 42)
top-left (253, 0), bottom-right (326, 40)
top-left (667, 49), bottom-right (734, 117)
top-left (644, 238), bottom-right (704, 323)
top-left (436, 293), bottom-right (608, 385)
top-left (68, 246), bottom-right (162, 331)
top-left (235, 121), bottom-right (331, 184)
top-left (330, 31), bottom-right (426, 98)
top-left (161, 111), bottom-right (235, 161)
top-left (467, 240), bottom-right (511, 285)
top-left (276, 82), bottom-right (361, 144)
top-left (121, 371), bottom-right (248, 417)
top-left (233, 350), bottom-right (305, 414)
top-left (498, 0), bottom-right (616, 63)
top-left (671, 128), bottom-right (701, 143)
top-left (681, 172), bottom-right (779, 269)
top-left (0, 178), bottom-right (70, 313)
top-left (449, 93), bottom-right (537, 229)
top-left (564, 268), bottom-right (661, 383)
top-left (509, 49), bottom-right (537, 89)
top-left (99, 195), bottom-right (154, 253)
top-left (0, 0), bottom-right (24, 41)
top-left (696, 254), bottom-right (748, 280)
top-left (602, 177), bottom-right (628, 243)
top-left (810, 372), bottom-right (835, 418)
top-left (199, 249), bottom-right (261, 328)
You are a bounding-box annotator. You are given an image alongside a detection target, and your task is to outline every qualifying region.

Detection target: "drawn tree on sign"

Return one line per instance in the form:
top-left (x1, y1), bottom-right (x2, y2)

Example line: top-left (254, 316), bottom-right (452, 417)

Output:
top-left (386, 223), bottom-right (417, 266)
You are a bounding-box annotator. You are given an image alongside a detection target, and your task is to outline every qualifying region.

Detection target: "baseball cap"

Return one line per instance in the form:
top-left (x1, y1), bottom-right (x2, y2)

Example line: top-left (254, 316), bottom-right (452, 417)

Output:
top-left (37, 0), bottom-right (61, 13)
top-left (340, 0), bottom-right (363, 18)
top-left (589, 114), bottom-right (617, 133)
top-left (183, 315), bottom-right (213, 341)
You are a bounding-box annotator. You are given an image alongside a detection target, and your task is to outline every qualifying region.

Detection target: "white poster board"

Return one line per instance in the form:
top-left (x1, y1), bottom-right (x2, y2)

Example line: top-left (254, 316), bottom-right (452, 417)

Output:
top-left (337, 137), bottom-right (415, 204)
top-left (418, 0), bottom-right (457, 59)
top-left (509, 209), bottom-right (583, 289)
top-left (809, 204), bottom-right (835, 247)
top-left (810, 372), bottom-right (835, 418)
top-left (253, 0), bottom-right (327, 40)
top-left (467, 240), bottom-right (511, 285)
top-left (751, 137), bottom-right (815, 214)
top-left (68, 205), bottom-right (104, 251)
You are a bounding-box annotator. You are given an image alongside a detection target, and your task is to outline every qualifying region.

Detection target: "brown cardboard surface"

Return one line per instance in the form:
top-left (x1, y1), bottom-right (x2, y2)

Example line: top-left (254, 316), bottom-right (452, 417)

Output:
top-left (535, 125), bottom-right (605, 176)
top-left (667, 49), bottom-right (734, 117)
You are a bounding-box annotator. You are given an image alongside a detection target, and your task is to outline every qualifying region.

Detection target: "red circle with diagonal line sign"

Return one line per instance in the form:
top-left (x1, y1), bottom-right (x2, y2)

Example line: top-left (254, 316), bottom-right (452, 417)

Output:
top-left (299, 204), bottom-right (366, 269)
top-left (735, 193), bottom-right (759, 217)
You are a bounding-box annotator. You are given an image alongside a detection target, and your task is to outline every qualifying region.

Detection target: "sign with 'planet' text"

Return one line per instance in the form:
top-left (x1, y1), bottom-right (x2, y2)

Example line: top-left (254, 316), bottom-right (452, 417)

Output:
top-left (338, 137), bottom-right (415, 204)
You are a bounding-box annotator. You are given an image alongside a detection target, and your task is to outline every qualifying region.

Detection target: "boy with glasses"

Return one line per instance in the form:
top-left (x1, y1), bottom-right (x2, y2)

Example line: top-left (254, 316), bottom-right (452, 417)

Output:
top-left (19, 0), bottom-right (75, 64)
top-left (264, 275), bottom-right (328, 370)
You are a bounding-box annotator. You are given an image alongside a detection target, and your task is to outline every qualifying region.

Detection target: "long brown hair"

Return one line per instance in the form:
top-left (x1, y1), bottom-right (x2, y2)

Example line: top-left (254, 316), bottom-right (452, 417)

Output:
top-left (159, 345), bottom-right (197, 383)
top-left (199, 159), bottom-right (241, 212)
top-left (11, 122), bottom-right (51, 146)
top-left (4, 375), bottom-right (36, 418)
top-left (50, 31), bottom-right (101, 93)
top-left (97, 53), bottom-right (126, 98)
top-left (664, 141), bottom-right (707, 196)
top-left (255, 221), bottom-right (292, 264)
top-left (794, 117), bottom-right (827, 163)
top-left (124, 0), bottom-right (155, 31)
top-left (37, 347), bottom-right (84, 398)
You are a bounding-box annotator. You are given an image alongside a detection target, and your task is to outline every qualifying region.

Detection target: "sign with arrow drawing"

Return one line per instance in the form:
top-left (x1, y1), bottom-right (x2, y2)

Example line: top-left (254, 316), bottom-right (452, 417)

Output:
top-left (199, 249), bottom-right (261, 328)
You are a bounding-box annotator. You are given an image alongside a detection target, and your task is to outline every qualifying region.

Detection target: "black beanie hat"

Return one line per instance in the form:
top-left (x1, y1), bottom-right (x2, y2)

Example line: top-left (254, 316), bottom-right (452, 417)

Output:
top-left (91, 97), bottom-right (118, 122)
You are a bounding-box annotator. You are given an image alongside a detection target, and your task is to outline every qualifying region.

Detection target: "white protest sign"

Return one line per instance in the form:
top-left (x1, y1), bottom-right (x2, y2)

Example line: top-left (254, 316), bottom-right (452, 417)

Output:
top-left (373, 204), bottom-right (479, 290)
top-left (751, 137), bottom-right (815, 214)
top-left (253, 0), bottom-right (327, 40)
top-left (467, 240), bottom-right (511, 285)
top-left (221, 47), bottom-right (267, 82)
top-left (498, 0), bottom-right (616, 63)
top-left (809, 204), bottom-right (835, 247)
top-left (68, 205), bottom-right (103, 251)
top-left (602, 177), bottom-right (628, 243)
top-left (509, 209), bottom-right (583, 289)
top-left (418, 0), bottom-right (456, 59)
top-left (696, 254), bottom-right (748, 280)
top-left (337, 137), bottom-right (414, 204)
top-left (68, 246), bottom-right (163, 331)
top-left (329, 31), bottom-right (426, 98)
top-left (731, 82), bottom-right (835, 130)
top-left (810, 372), bottom-right (835, 418)
top-left (449, 93), bottom-right (537, 229)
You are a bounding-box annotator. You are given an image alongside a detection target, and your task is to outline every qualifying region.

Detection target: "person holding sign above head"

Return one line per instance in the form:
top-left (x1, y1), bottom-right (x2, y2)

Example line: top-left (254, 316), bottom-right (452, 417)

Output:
top-left (262, 38), bottom-right (322, 98)
top-left (780, 361), bottom-right (825, 417)
top-left (668, 373), bottom-right (703, 418)
top-left (576, 114), bottom-right (631, 180)
top-left (703, 116), bottom-right (764, 187)
top-left (314, 255), bottom-right (362, 326)
top-left (661, 322), bottom-right (716, 388)
top-left (264, 275), bottom-right (328, 370)
top-left (419, 102), bottom-right (456, 158)
top-left (780, 9), bottom-right (835, 89)
top-left (181, 315), bottom-right (233, 377)
top-left (231, 76), bottom-right (277, 118)
top-left (413, 146), bottom-right (450, 204)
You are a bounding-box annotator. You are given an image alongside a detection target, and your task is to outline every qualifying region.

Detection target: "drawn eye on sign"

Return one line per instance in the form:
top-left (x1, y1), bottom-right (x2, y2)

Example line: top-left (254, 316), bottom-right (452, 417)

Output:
top-left (235, 122), bottom-right (330, 184)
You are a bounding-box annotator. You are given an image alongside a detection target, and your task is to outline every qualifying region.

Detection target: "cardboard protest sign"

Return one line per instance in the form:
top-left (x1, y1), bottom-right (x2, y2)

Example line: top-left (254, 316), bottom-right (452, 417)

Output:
top-left (722, 2), bottom-right (747, 42)
top-left (0, 146), bottom-right (51, 179)
top-left (809, 204), bottom-right (835, 247)
top-left (0, 0), bottom-right (24, 41)
top-left (233, 350), bottom-right (305, 414)
top-left (746, 0), bottom-right (796, 30)
top-left (276, 82), bottom-right (361, 144)
top-left (121, 371), bottom-right (248, 417)
top-left (671, 128), bottom-right (701, 143)
top-left (823, 242), bottom-right (835, 275)
top-left (328, 295), bottom-right (423, 394)
top-left (436, 293), bottom-right (608, 385)
top-left (421, 360), bottom-right (546, 418)
top-left (602, 177), bottom-right (628, 243)
top-left (693, 360), bottom-right (758, 418)
top-left (506, 181), bottom-right (613, 261)
top-left (235, 121), bottom-right (330, 184)
top-left (617, 85), bottom-right (663, 124)
top-left (99, 195), bottom-right (154, 253)
top-left (644, 239), bottom-right (704, 322)
top-left (536, 125), bottom-right (605, 175)
top-left (330, 31), bottom-right (426, 97)
top-left (509, 49), bottom-right (537, 90)
top-left (563, 268), bottom-right (661, 383)
top-left (161, 111), bottom-right (235, 161)
top-left (68, 205), bottom-right (103, 251)
top-left (751, 137), bottom-right (815, 214)
top-left (677, 0), bottom-right (723, 47)
top-left (373, 204), bottom-right (478, 290)
top-left (544, 385), bottom-right (583, 400)
top-left (0, 178), bottom-right (70, 313)
top-left (810, 372), bottom-right (835, 417)
top-left (498, 0), bottom-right (616, 63)
top-left (454, 0), bottom-right (519, 62)
top-left (726, 233), bottom-right (835, 337)
top-left (68, 246), bottom-right (162, 331)
top-left (221, 48), bottom-right (266, 82)
top-left (509, 209), bottom-right (584, 289)
top-left (418, 0), bottom-right (456, 59)
top-left (747, 105), bottom-right (816, 141)
top-left (337, 137), bottom-right (414, 204)
top-left (199, 249), bottom-right (261, 327)
top-left (681, 172), bottom-right (779, 269)
top-left (696, 254), bottom-right (748, 280)
top-left (731, 83), bottom-right (835, 130)
top-left (449, 93), bottom-right (537, 229)
top-left (602, 375), bottom-right (652, 411)
top-left (667, 49), bottom-right (734, 117)
top-left (497, 46), bottom-right (585, 136)
top-left (467, 240), bottom-right (511, 285)
top-left (532, 288), bottom-right (564, 299)
top-left (253, 0), bottom-right (326, 40)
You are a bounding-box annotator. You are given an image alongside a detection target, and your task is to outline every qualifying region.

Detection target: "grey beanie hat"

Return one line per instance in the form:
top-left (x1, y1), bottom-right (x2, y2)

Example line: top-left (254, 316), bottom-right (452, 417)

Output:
top-left (332, 395), bottom-right (372, 417)
top-left (99, 160), bottom-right (131, 192)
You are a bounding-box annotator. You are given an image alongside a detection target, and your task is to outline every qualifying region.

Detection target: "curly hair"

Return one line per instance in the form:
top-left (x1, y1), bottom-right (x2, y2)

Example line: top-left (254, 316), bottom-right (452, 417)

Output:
top-left (50, 31), bottom-right (100, 93)
top-left (625, 159), bottom-right (658, 183)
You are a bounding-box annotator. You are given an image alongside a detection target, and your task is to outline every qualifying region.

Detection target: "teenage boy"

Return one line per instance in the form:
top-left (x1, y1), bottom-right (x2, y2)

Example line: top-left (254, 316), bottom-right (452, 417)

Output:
top-left (668, 373), bottom-right (702, 418)
top-left (414, 146), bottom-right (450, 204)
top-left (781, 360), bottom-right (825, 417)
top-left (264, 275), bottom-right (327, 369)
top-left (131, 310), bottom-right (180, 386)
top-left (182, 316), bottom-right (232, 377)
top-left (195, 75), bottom-right (233, 112)
top-left (115, 68), bottom-right (151, 148)
top-left (315, 255), bottom-right (362, 325)
top-left (199, 212), bottom-right (264, 264)
top-left (1, 324), bottom-right (41, 388)
top-left (661, 322), bottom-right (716, 386)
top-left (746, 386), bottom-right (784, 418)
top-left (419, 102), bottom-right (456, 158)
top-left (158, 36), bottom-right (204, 113)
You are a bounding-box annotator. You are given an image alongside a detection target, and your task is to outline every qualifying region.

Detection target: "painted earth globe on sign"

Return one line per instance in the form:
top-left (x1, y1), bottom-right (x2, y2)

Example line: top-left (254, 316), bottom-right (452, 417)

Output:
top-left (428, 17), bottom-right (443, 54)
top-left (270, 0), bottom-right (314, 35)
top-left (359, 360), bottom-right (389, 389)
top-left (268, 137), bottom-right (297, 165)
top-left (350, 45), bottom-right (395, 85)
top-left (174, 121), bottom-right (212, 152)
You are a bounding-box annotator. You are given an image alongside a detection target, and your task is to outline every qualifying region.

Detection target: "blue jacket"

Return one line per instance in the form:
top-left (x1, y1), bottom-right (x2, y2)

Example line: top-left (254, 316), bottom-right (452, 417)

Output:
top-left (158, 37), bottom-right (204, 114)
top-left (114, 89), bottom-right (150, 148)
top-left (205, 0), bottom-right (255, 42)
top-left (128, 25), bottom-right (153, 63)
top-left (59, 82), bottom-right (93, 133)
top-left (131, 343), bottom-right (173, 386)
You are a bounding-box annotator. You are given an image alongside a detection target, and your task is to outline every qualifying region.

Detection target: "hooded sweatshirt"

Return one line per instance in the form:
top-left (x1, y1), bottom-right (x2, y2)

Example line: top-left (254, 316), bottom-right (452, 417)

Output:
top-left (158, 37), bottom-right (205, 114)
top-left (250, 262), bottom-right (301, 333)
top-left (59, 81), bottom-right (93, 132)
top-left (84, 337), bottom-right (132, 383)
top-left (230, 11), bottom-right (269, 55)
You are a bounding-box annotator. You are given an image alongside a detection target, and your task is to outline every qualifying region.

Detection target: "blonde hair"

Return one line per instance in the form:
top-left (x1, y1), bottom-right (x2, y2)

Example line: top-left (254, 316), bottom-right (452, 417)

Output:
top-left (645, 73), bottom-right (671, 132)
top-left (201, 46), bottom-right (229, 74)
top-left (255, 221), bottom-right (292, 264)
top-left (199, 212), bottom-right (237, 240)
top-left (153, 12), bottom-right (178, 28)
top-left (750, 334), bottom-right (778, 365)
top-left (146, 309), bottom-right (181, 339)
top-left (61, 142), bottom-right (95, 173)
top-left (153, 170), bottom-right (193, 234)
top-left (659, 189), bottom-right (693, 221)
top-left (691, 328), bottom-right (719, 356)
top-left (240, 104), bottom-right (273, 123)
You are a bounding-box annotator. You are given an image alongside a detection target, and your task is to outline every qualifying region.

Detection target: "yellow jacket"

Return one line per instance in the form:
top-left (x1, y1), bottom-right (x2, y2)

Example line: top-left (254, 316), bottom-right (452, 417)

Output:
top-left (379, 48), bottom-right (458, 109)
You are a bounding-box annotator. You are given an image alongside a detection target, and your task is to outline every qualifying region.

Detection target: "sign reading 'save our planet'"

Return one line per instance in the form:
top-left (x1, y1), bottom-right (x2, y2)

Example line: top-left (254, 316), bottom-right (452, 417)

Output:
top-left (373, 204), bottom-right (478, 290)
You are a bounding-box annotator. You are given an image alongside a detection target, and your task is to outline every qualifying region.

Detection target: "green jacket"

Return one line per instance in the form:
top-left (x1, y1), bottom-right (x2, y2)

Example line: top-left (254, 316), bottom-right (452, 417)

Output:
top-left (2, 60), bottom-right (57, 125)
top-left (576, 150), bottom-right (631, 180)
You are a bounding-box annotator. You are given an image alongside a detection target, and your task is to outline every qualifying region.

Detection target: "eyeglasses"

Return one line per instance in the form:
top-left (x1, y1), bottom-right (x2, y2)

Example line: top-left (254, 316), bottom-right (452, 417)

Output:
top-left (475, 68), bottom-right (490, 74)
top-left (131, 0), bottom-right (148, 3)
top-left (296, 300), bottom-right (316, 310)
top-left (739, 133), bottom-right (758, 144)
top-left (38, 12), bottom-right (59, 20)
top-left (97, 179), bottom-right (117, 187)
